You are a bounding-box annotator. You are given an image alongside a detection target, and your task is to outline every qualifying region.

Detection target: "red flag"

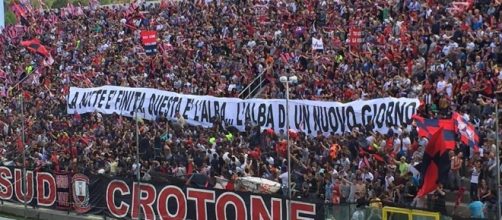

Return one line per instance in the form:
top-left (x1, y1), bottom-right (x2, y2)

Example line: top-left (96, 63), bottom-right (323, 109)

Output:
top-left (10, 3), bottom-right (30, 25)
top-left (452, 112), bottom-right (479, 151)
top-left (373, 154), bottom-right (385, 163)
top-left (417, 127), bottom-right (451, 197)
top-left (7, 27), bottom-right (18, 39)
top-left (124, 3), bottom-right (139, 17)
top-left (280, 52), bottom-right (294, 64)
top-left (412, 115), bottom-right (456, 150)
top-left (20, 38), bottom-right (50, 57)
top-left (11, 3), bottom-right (27, 18)
top-left (417, 160), bottom-right (439, 197)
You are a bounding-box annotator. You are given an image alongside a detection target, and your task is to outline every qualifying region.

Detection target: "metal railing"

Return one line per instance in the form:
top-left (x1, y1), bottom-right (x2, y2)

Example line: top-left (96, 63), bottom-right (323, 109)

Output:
top-left (238, 68), bottom-right (269, 99)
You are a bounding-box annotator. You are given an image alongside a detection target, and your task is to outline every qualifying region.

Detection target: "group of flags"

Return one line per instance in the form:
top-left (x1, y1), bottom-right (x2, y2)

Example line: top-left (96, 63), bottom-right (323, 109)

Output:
top-left (60, 2), bottom-right (85, 17)
top-left (413, 112), bottom-right (479, 151)
top-left (412, 112), bottom-right (480, 197)
top-left (10, 0), bottom-right (89, 25)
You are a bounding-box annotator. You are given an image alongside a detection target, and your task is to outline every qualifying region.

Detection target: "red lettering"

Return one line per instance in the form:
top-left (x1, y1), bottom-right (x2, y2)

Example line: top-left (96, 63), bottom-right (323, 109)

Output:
top-left (215, 192), bottom-right (246, 220)
top-left (0, 167), bottom-right (13, 200)
top-left (250, 196), bottom-right (282, 220)
top-left (187, 188), bottom-right (215, 220)
top-left (14, 169), bottom-right (33, 203)
top-left (36, 172), bottom-right (56, 207)
top-left (106, 180), bottom-right (130, 218)
top-left (291, 201), bottom-right (316, 220)
top-left (131, 183), bottom-right (156, 220)
top-left (157, 186), bottom-right (186, 220)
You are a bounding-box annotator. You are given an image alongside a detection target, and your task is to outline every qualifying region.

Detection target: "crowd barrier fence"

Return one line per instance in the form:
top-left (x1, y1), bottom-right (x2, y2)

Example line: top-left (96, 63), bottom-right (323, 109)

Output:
top-left (0, 166), bottom-right (489, 220)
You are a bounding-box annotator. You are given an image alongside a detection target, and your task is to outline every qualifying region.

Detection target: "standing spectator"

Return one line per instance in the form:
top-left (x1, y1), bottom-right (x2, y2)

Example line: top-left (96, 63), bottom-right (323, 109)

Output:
top-left (470, 160), bottom-right (482, 200)
top-left (449, 151), bottom-right (463, 190)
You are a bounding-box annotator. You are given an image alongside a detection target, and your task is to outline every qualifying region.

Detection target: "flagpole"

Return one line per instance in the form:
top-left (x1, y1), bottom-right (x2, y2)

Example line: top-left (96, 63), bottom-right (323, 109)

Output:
top-left (10, 73), bottom-right (32, 93)
top-left (495, 100), bottom-right (501, 220)
top-left (280, 75), bottom-right (297, 220)
top-left (135, 108), bottom-right (141, 220)
top-left (286, 80), bottom-right (291, 220)
top-left (19, 94), bottom-right (27, 219)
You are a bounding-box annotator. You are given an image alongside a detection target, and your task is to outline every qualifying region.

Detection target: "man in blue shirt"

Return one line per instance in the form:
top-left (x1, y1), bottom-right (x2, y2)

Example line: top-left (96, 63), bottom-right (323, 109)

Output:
top-left (468, 199), bottom-right (485, 218)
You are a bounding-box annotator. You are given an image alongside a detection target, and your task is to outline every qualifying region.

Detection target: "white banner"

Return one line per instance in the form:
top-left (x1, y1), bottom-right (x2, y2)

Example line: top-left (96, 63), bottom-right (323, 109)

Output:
top-left (312, 37), bottom-right (324, 50)
top-left (67, 86), bottom-right (420, 136)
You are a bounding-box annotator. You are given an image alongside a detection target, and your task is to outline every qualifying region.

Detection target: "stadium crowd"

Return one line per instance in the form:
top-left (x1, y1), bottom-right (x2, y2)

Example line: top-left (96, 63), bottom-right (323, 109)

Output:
top-left (0, 0), bottom-right (501, 218)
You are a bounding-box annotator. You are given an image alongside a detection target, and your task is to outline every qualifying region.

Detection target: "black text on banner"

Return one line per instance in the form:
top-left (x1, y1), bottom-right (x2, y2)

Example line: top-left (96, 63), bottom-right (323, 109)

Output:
top-left (67, 86), bottom-right (420, 136)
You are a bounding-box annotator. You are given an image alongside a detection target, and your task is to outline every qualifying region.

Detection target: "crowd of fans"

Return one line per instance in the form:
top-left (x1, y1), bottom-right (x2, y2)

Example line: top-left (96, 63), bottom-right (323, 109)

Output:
top-left (0, 0), bottom-right (501, 218)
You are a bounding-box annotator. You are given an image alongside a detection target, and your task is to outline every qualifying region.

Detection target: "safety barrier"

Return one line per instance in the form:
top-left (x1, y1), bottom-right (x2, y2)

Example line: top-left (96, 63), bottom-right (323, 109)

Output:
top-left (323, 203), bottom-right (462, 220)
top-left (382, 206), bottom-right (440, 220)
top-left (0, 165), bottom-right (488, 220)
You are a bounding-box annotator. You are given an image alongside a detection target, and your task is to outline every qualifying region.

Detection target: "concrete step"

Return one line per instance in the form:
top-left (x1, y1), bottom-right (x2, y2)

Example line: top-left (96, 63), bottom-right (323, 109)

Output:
top-left (446, 201), bottom-right (470, 218)
top-left (0, 201), bottom-right (103, 220)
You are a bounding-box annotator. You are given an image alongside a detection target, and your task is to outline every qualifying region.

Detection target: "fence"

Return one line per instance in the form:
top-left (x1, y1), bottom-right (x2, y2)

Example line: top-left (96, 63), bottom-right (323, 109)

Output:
top-left (0, 166), bottom-right (322, 220)
top-left (0, 165), bottom-right (493, 220)
top-left (323, 204), bottom-right (450, 220)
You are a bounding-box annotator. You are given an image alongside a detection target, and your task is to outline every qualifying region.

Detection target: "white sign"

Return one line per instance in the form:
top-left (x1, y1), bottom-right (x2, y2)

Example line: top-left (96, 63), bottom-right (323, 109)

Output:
top-left (67, 86), bottom-right (420, 136)
top-left (312, 37), bottom-right (324, 50)
top-left (74, 180), bottom-right (87, 197)
top-left (236, 177), bottom-right (281, 194)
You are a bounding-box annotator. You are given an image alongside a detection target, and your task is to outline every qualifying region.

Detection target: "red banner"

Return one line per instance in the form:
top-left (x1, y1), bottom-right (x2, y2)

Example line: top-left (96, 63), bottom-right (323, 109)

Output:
top-left (140, 30), bottom-right (158, 55)
top-left (140, 30), bottom-right (157, 46)
top-left (348, 26), bottom-right (363, 48)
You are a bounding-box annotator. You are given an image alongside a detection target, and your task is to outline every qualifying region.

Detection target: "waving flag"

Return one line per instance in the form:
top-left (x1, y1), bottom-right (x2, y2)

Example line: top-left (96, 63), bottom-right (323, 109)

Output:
top-left (417, 127), bottom-right (451, 197)
top-left (280, 52), bottom-right (295, 64)
top-left (10, 2), bottom-right (29, 25)
top-left (6, 26), bottom-right (19, 39)
top-left (412, 115), bottom-right (456, 150)
top-left (124, 2), bottom-right (139, 17)
top-left (452, 112), bottom-right (479, 151)
top-left (20, 38), bottom-right (50, 57)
